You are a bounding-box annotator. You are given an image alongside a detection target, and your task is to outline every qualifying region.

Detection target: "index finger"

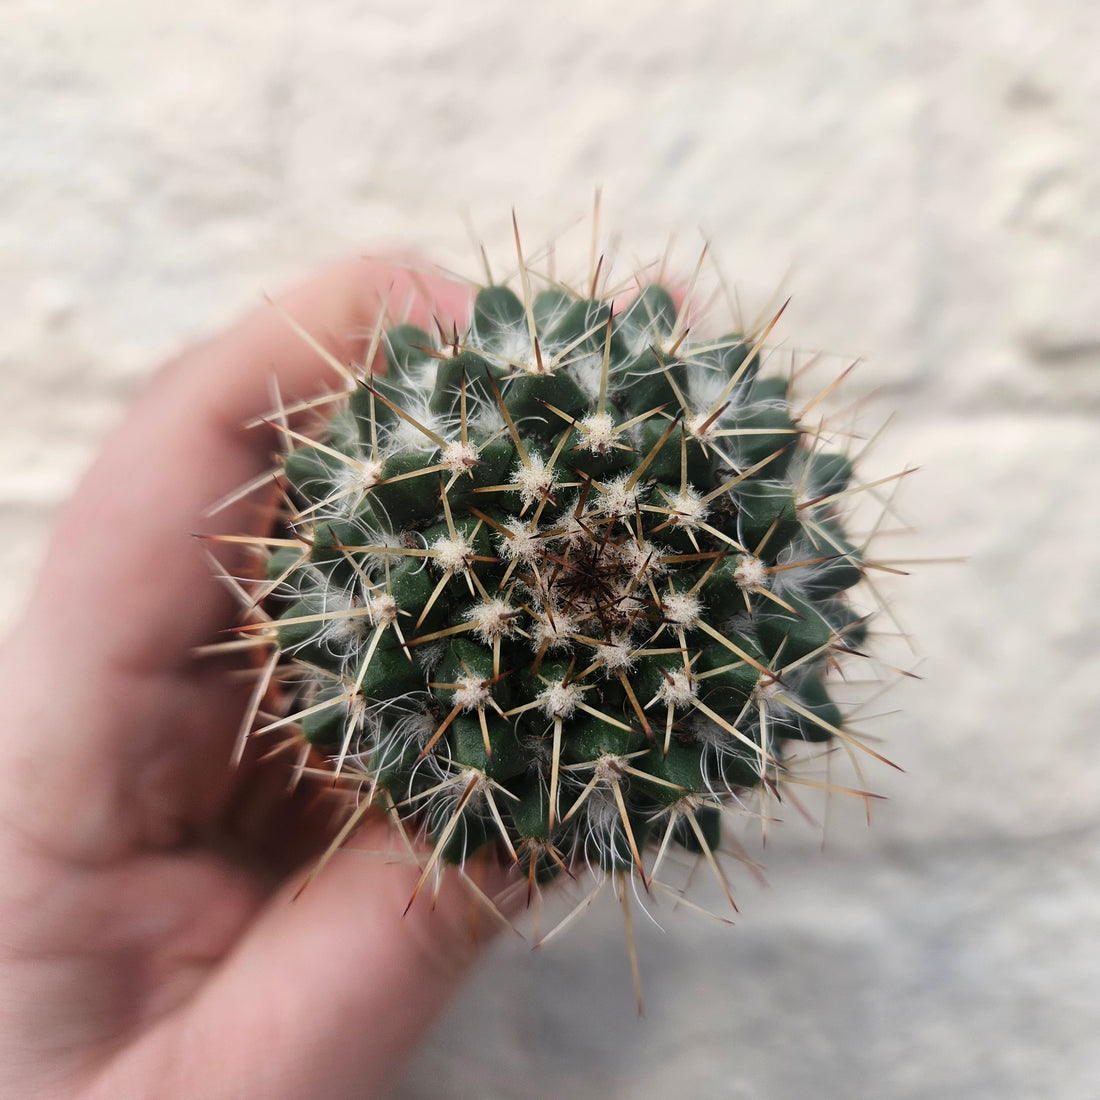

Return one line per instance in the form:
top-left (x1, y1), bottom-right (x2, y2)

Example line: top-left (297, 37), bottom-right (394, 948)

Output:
top-left (22, 256), bottom-right (470, 670)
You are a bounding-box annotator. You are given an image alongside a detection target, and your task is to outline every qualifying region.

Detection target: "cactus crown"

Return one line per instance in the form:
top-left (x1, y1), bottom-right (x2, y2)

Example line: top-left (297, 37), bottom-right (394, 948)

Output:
top-left (226, 237), bottom-right (899, 955)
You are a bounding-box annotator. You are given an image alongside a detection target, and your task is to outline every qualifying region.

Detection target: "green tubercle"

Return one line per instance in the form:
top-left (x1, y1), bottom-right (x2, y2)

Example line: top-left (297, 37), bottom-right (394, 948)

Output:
top-left (223, 229), bottom-right (904, 969)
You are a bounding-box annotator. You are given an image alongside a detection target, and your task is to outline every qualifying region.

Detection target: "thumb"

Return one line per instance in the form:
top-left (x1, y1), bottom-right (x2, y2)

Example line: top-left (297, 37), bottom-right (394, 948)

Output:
top-left (106, 824), bottom-right (515, 1099)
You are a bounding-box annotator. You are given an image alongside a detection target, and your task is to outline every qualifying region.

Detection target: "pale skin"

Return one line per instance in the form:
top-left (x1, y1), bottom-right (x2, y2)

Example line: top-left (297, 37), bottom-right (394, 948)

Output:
top-left (0, 260), bottom-right (506, 1099)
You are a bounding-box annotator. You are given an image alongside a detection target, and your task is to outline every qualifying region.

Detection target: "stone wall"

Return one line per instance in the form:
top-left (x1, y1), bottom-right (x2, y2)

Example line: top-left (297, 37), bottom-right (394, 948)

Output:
top-left (3, 3), bottom-right (1098, 1096)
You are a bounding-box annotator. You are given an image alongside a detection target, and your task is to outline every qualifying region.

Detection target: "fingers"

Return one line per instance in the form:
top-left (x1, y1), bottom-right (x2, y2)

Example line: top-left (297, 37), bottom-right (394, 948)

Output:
top-left (0, 258), bottom-right (468, 858)
top-left (209, 838), bottom-right (510, 1099)
top-left (95, 830), bottom-right (514, 1100)
top-left (22, 256), bottom-right (469, 670)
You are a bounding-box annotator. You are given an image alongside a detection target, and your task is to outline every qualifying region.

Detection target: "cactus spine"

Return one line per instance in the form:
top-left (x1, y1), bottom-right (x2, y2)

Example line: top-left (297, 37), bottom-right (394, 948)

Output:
top-left (227, 230), bottom-right (899, 952)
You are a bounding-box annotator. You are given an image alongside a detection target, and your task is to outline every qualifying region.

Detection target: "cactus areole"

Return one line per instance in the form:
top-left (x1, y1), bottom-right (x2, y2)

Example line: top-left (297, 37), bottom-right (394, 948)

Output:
top-left (234, 254), bottom-right (894, 916)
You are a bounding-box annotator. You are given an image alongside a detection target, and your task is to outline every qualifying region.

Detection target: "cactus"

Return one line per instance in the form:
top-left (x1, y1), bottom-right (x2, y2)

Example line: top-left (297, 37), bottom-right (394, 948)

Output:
top-left (222, 227), bottom-right (902, 987)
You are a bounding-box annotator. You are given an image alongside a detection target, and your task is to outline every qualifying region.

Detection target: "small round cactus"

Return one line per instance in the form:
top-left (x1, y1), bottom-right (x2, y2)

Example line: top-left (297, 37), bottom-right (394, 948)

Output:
top-left (223, 228), bottom-right (900, 975)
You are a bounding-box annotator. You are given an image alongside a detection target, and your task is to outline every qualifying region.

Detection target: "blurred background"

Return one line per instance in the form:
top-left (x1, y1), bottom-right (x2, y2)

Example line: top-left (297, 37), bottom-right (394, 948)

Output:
top-left (3, 1), bottom-right (1099, 1096)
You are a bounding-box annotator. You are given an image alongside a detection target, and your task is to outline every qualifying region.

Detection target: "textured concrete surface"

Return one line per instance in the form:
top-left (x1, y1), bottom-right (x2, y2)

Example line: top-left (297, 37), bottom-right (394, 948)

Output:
top-left (3, 2), bottom-right (1099, 1097)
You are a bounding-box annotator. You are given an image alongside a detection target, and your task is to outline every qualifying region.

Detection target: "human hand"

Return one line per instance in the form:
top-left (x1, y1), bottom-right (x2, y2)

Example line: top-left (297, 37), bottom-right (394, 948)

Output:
top-left (0, 259), bottom-right (503, 1099)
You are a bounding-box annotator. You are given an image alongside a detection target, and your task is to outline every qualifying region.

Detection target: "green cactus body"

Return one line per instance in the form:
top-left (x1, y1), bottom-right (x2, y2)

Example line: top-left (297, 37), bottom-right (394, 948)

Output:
top-left (240, 256), bottom-right (892, 923)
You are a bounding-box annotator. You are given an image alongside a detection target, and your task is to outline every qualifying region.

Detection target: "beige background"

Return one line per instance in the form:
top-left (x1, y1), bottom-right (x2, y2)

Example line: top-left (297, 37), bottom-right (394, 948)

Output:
top-left (3, 2), bottom-right (1099, 1097)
